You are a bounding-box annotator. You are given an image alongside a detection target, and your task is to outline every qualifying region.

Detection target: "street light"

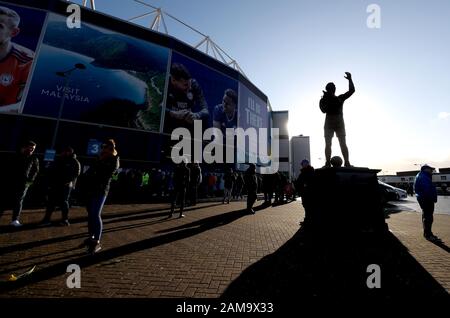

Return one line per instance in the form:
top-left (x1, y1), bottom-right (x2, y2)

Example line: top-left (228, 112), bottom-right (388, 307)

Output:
top-left (50, 63), bottom-right (86, 150)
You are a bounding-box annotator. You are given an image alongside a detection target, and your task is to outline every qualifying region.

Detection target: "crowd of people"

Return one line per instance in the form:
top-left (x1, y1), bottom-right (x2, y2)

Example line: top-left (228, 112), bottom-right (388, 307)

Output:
top-left (1, 139), bottom-right (442, 255)
top-left (107, 165), bottom-right (297, 209)
top-left (0, 139), bottom-right (119, 254)
top-left (0, 140), bottom-right (299, 254)
top-left (109, 165), bottom-right (247, 204)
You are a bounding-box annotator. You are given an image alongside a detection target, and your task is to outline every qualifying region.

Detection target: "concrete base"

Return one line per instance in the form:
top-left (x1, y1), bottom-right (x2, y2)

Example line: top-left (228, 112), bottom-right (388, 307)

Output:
top-left (306, 166), bottom-right (388, 234)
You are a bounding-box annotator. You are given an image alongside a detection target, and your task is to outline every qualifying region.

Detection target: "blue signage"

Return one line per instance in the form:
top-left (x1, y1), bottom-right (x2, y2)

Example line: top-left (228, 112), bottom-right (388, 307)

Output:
top-left (87, 139), bottom-right (102, 156)
top-left (44, 149), bottom-right (56, 162)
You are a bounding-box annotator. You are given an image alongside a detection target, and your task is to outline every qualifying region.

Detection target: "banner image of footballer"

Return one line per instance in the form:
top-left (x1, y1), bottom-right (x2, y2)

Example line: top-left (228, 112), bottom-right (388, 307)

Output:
top-left (22, 13), bottom-right (169, 132)
top-left (163, 51), bottom-right (239, 136)
top-left (0, 3), bottom-right (46, 113)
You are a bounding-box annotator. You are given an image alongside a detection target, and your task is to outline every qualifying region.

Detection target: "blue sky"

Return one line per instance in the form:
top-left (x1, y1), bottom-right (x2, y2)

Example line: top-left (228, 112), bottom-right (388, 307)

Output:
top-left (70, 0), bottom-right (450, 172)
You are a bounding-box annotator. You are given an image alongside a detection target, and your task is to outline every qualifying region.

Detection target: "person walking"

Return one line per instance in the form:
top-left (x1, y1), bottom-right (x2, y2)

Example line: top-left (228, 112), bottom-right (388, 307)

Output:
top-left (233, 172), bottom-right (244, 200)
top-left (40, 147), bottom-right (80, 226)
top-left (222, 168), bottom-right (235, 204)
top-left (169, 160), bottom-right (190, 218)
top-left (81, 139), bottom-right (120, 254)
top-left (262, 173), bottom-right (273, 204)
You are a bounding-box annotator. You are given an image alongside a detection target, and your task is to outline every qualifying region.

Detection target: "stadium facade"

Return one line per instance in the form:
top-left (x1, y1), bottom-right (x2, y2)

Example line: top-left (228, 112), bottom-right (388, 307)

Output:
top-left (0, 0), bottom-right (273, 172)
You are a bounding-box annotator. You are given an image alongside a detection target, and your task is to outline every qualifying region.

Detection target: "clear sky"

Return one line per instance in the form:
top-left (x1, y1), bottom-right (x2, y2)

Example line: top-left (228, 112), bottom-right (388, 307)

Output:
top-left (70, 0), bottom-right (450, 173)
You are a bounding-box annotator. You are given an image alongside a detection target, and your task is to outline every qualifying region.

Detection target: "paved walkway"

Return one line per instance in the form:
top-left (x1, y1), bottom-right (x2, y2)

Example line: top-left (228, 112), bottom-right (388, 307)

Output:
top-left (0, 199), bottom-right (448, 299)
top-left (386, 210), bottom-right (450, 291)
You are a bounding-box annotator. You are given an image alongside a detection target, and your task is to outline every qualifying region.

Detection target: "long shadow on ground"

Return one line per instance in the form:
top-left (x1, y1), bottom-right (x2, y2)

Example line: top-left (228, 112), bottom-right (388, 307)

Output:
top-left (221, 227), bottom-right (449, 307)
top-left (0, 203), bottom-right (224, 253)
top-left (156, 202), bottom-right (270, 234)
top-left (0, 208), bottom-right (251, 293)
top-left (0, 203), bottom-right (223, 234)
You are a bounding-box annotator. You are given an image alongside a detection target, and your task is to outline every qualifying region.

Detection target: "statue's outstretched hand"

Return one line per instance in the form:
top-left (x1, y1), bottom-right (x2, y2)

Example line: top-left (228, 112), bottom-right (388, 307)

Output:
top-left (344, 72), bottom-right (352, 80)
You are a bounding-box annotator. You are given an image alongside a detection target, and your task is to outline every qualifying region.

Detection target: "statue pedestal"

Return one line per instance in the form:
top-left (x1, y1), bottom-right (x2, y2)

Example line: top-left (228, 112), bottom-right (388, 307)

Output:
top-left (308, 167), bottom-right (388, 235)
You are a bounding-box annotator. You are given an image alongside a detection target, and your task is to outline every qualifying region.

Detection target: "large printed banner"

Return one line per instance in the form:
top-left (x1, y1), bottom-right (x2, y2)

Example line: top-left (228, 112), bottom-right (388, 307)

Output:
top-left (0, 3), bottom-right (46, 113)
top-left (237, 82), bottom-right (270, 170)
top-left (163, 51), bottom-right (239, 135)
top-left (161, 51), bottom-right (239, 162)
top-left (22, 13), bottom-right (169, 132)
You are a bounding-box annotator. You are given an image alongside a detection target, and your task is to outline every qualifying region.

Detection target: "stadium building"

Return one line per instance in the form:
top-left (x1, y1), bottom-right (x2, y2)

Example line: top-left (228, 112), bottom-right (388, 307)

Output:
top-left (0, 0), bottom-right (276, 174)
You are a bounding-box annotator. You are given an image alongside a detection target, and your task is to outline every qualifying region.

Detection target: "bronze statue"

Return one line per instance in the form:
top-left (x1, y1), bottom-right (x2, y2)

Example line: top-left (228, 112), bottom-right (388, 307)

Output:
top-left (320, 72), bottom-right (355, 167)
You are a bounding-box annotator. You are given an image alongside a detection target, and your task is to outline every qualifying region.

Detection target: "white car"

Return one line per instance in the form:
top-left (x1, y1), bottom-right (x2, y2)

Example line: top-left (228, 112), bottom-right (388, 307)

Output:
top-left (378, 180), bottom-right (408, 202)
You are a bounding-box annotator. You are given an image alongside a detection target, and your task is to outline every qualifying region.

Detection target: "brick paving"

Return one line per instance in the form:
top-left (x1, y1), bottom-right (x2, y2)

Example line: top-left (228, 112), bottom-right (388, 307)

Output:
top-left (0, 199), bottom-right (448, 298)
top-left (0, 200), bottom-right (298, 298)
top-left (386, 211), bottom-right (450, 291)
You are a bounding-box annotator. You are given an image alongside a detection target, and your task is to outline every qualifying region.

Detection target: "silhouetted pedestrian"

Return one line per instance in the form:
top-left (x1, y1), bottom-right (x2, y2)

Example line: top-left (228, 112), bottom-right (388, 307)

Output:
top-left (222, 168), bottom-right (235, 204)
top-left (0, 140), bottom-right (39, 227)
top-left (81, 139), bottom-right (120, 254)
top-left (414, 164), bottom-right (439, 241)
top-left (188, 162), bottom-right (201, 206)
top-left (407, 183), bottom-right (414, 196)
top-left (244, 164), bottom-right (257, 214)
top-left (295, 159), bottom-right (315, 226)
top-left (170, 160), bottom-right (190, 218)
top-left (262, 173), bottom-right (273, 204)
top-left (233, 172), bottom-right (244, 200)
top-left (274, 172), bottom-right (287, 203)
top-left (40, 146), bottom-right (80, 226)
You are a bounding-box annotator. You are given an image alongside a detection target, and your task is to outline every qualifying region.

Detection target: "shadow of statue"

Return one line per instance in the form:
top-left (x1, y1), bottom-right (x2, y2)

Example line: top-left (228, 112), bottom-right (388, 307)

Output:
top-left (221, 227), bottom-right (449, 307)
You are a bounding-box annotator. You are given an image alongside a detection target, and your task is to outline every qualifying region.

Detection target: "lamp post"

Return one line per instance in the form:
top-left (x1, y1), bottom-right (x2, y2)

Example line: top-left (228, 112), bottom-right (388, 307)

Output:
top-left (50, 63), bottom-right (86, 150)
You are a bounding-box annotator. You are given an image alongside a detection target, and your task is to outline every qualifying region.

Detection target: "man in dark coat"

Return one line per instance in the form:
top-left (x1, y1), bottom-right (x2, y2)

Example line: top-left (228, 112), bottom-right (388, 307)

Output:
top-left (244, 164), bottom-right (257, 214)
top-left (188, 162), bottom-right (201, 206)
top-left (169, 160), bottom-right (190, 218)
top-left (233, 172), bottom-right (244, 200)
top-left (295, 159), bottom-right (315, 226)
top-left (40, 147), bottom-right (81, 226)
top-left (0, 140), bottom-right (39, 227)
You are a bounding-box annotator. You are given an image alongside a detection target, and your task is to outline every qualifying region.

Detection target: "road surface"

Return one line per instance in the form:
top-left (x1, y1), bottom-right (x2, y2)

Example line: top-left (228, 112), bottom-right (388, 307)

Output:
top-left (387, 195), bottom-right (450, 215)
